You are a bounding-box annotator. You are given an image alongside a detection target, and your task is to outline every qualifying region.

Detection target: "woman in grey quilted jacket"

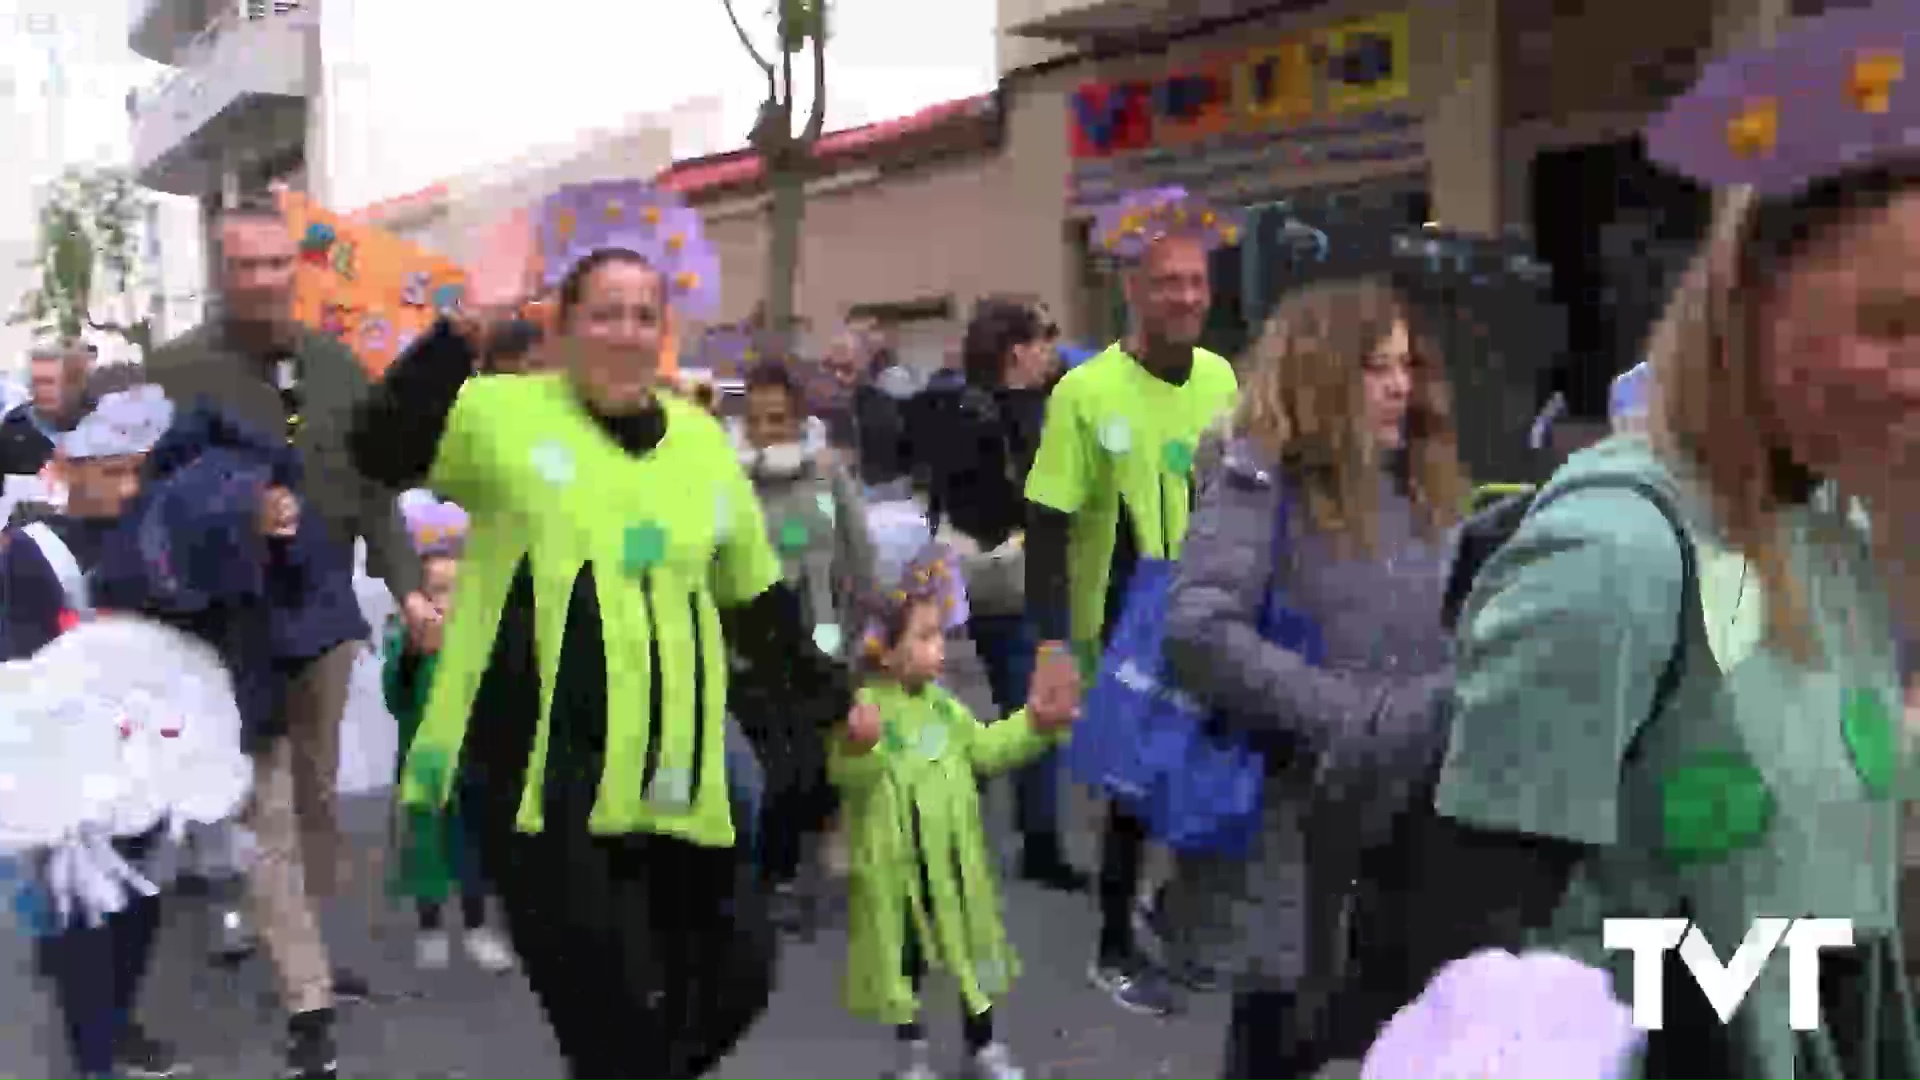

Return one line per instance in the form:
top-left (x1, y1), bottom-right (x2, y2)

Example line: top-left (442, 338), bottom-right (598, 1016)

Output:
top-left (1158, 279), bottom-right (1467, 1079)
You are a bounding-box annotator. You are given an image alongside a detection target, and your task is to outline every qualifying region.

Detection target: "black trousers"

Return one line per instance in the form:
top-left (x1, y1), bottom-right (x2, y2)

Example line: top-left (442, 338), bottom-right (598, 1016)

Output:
top-left (36, 888), bottom-right (162, 1076)
top-left (896, 909), bottom-right (994, 1052)
top-left (1096, 801), bottom-right (1149, 961)
top-left (487, 828), bottom-right (776, 1079)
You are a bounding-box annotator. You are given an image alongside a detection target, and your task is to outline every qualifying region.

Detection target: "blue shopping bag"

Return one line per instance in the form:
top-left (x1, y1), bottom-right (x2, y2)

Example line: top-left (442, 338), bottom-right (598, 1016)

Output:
top-left (1064, 557), bottom-right (1192, 813)
top-left (1067, 479), bottom-right (1321, 857)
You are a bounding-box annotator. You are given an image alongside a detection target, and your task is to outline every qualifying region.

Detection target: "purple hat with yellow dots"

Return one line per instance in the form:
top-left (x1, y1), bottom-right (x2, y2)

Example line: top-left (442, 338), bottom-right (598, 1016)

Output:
top-left (402, 497), bottom-right (469, 559)
top-left (858, 543), bottom-right (970, 664)
top-left (1092, 186), bottom-right (1245, 263)
top-left (1645, 1), bottom-right (1920, 198)
top-left (535, 180), bottom-right (722, 322)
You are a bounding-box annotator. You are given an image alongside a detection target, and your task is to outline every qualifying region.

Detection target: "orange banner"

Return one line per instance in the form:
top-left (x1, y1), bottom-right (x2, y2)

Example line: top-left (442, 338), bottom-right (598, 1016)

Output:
top-left (281, 192), bottom-right (468, 380)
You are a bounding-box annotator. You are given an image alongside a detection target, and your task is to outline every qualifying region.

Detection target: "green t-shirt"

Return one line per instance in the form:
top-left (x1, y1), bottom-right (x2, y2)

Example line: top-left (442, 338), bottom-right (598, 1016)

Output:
top-left (1023, 344), bottom-right (1238, 645)
top-left (1437, 435), bottom-right (1911, 1076)
top-left (401, 375), bottom-right (781, 847)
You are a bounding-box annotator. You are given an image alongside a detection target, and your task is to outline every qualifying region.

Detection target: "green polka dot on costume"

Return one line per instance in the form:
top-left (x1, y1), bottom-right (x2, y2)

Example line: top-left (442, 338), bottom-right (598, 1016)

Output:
top-left (812, 623), bottom-right (843, 656)
top-left (1097, 417), bottom-right (1132, 454)
top-left (1659, 750), bottom-right (1774, 863)
top-left (1163, 439), bottom-right (1195, 475)
top-left (409, 746), bottom-right (451, 795)
top-left (647, 767), bottom-right (693, 809)
top-left (1842, 687), bottom-right (1897, 798)
top-left (529, 441), bottom-right (576, 486)
top-left (623, 522), bottom-right (668, 575)
top-left (777, 519), bottom-right (811, 553)
top-left (917, 724), bottom-right (949, 761)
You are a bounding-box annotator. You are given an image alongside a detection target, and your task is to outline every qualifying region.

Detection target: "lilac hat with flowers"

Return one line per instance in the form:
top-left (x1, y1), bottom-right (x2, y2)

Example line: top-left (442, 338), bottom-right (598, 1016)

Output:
top-left (1092, 186), bottom-right (1245, 262)
top-left (1360, 949), bottom-right (1643, 1080)
top-left (1645, 1), bottom-right (1919, 198)
top-left (535, 180), bottom-right (723, 321)
top-left (858, 543), bottom-right (970, 665)
top-left (402, 497), bottom-right (469, 559)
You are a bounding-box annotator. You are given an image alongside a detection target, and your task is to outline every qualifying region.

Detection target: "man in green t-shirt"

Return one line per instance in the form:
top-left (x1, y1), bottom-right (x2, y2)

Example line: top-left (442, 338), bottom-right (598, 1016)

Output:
top-left (1024, 187), bottom-right (1241, 1017)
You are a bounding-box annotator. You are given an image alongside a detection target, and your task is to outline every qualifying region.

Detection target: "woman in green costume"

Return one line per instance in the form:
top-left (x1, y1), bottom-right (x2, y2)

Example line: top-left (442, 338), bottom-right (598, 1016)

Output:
top-left (349, 180), bottom-right (851, 1078)
top-left (1396, 6), bottom-right (1920, 1077)
top-left (832, 549), bottom-right (1078, 1080)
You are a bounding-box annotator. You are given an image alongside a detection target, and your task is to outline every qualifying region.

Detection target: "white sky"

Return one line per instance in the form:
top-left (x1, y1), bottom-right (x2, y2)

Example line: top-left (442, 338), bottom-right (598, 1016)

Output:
top-left (0, 0), bottom-right (999, 368)
top-left (321, 0), bottom-right (1001, 209)
top-left (0, 0), bottom-right (1000, 203)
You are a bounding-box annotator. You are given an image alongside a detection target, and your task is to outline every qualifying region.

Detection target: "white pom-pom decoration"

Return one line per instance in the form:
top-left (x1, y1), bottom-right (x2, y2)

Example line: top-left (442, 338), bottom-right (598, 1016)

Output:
top-left (0, 616), bottom-right (251, 859)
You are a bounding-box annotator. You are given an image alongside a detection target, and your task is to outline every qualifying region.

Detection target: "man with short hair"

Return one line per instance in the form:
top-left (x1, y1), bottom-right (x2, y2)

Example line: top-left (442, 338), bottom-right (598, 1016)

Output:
top-left (0, 342), bottom-right (93, 476)
top-left (145, 199), bottom-right (430, 1080)
top-left (1024, 209), bottom-right (1240, 1019)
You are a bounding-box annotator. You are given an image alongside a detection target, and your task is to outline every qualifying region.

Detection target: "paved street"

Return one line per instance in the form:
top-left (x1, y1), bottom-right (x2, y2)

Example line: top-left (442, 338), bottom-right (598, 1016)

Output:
top-left (0, 632), bottom-right (1237, 1080)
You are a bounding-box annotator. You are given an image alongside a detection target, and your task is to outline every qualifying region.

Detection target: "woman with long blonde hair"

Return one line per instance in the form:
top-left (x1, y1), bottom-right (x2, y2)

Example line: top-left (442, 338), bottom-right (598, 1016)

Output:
top-left (1158, 276), bottom-right (1468, 1079)
top-left (1388, 7), bottom-right (1920, 1078)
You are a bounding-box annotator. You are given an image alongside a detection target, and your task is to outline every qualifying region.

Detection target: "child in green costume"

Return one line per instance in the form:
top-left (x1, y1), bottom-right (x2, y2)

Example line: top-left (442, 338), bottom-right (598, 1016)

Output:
top-left (831, 548), bottom-right (1079, 1080)
top-left (384, 496), bottom-right (513, 974)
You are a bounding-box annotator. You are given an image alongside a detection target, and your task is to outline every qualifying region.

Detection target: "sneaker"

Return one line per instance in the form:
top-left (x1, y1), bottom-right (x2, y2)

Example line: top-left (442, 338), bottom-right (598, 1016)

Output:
top-left (769, 882), bottom-right (814, 940)
top-left (116, 1023), bottom-right (187, 1079)
top-left (1111, 963), bottom-right (1181, 1017)
top-left (1086, 955), bottom-right (1133, 995)
top-left (965, 1042), bottom-right (1026, 1080)
top-left (1132, 893), bottom-right (1221, 992)
top-left (461, 926), bottom-right (515, 973)
top-left (330, 967), bottom-right (371, 1004)
top-left (283, 1010), bottom-right (337, 1080)
top-left (211, 905), bottom-right (256, 964)
top-left (891, 1039), bottom-right (939, 1080)
top-left (415, 929), bottom-right (452, 971)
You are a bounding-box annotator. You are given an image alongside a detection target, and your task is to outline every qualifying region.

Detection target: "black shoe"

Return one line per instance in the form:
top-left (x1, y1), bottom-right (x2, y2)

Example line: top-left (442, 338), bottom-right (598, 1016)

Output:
top-left (1086, 952), bottom-right (1181, 1017)
top-left (1017, 840), bottom-right (1089, 893)
top-left (116, 1022), bottom-right (187, 1079)
top-left (284, 1009), bottom-right (337, 1080)
top-left (769, 883), bottom-right (817, 941)
top-left (330, 967), bottom-right (371, 1004)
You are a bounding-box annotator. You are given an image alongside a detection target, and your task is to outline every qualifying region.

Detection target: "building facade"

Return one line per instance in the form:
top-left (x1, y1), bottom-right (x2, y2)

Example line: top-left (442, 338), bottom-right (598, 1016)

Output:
top-left (983, 0), bottom-right (1806, 446)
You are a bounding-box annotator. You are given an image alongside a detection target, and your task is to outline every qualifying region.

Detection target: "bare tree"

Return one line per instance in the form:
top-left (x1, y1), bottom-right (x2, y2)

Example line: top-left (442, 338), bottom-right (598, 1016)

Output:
top-left (721, 0), bottom-right (828, 353)
top-left (9, 166), bottom-right (156, 354)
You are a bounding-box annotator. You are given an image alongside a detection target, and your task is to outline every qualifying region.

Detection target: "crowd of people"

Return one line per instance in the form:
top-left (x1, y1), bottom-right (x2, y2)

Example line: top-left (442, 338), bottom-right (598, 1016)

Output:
top-left (2, 5), bottom-right (1920, 1079)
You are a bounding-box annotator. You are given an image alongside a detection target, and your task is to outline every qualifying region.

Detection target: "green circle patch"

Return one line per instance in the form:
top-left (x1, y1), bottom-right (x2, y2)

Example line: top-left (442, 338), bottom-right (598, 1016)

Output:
top-left (623, 522), bottom-right (668, 574)
top-left (777, 519), bottom-right (811, 553)
top-left (1659, 750), bottom-right (1774, 863)
top-left (1842, 686), bottom-right (1897, 798)
top-left (1163, 439), bottom-right (1195, 475)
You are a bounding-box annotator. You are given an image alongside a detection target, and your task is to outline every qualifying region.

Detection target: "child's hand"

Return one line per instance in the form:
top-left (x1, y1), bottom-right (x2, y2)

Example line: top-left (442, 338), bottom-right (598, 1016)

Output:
top-left (845, 701), bottom-right (883, 752)
top-left (259, 486), bottom-right (300, 538)
top-left (1027, 647), bottom-right (1082, 731)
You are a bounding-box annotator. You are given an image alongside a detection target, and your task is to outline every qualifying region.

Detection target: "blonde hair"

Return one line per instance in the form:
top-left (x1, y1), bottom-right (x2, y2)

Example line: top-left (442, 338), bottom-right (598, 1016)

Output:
top-left (1235, 278), bottom-right (1467, 554)
top-left (1650, 161), bottom-right (1920, 662)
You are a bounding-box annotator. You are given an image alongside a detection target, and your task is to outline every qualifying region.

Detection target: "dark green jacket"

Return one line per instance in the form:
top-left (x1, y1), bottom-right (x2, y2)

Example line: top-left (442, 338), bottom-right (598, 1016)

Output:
top-left (146, 324), bottom-right (419, 599)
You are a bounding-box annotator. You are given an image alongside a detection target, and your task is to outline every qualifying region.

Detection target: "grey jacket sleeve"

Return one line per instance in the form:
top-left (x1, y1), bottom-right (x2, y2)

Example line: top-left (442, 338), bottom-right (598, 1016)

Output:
top-left (829, 465), bottom-right (876, 631)
top-left (1162, 446), bottom-right (1452, 841)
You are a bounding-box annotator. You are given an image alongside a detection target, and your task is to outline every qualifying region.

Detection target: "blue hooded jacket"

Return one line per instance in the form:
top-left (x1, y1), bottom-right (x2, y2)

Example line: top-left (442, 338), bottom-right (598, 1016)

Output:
top-left (93, 403), bottom-right (369, 748)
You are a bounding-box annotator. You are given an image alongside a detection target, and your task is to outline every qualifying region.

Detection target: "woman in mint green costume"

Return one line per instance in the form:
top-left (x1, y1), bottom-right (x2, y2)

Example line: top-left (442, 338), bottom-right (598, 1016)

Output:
top-left (1391, 6), bottom-right (1920, 1078)
top-left (832, 549), bottom-right (1078, 1080)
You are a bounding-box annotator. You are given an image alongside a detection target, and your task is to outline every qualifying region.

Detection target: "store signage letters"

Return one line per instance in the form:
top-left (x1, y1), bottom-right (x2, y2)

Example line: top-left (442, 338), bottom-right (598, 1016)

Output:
top-left (1069, 11), bottom-right (1410, 160)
